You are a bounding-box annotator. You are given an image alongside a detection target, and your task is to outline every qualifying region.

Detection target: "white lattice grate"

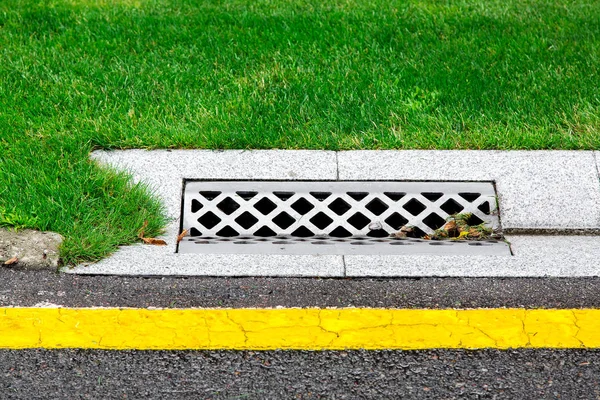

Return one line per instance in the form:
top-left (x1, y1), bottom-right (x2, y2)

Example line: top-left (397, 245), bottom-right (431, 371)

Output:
top-left (182, 181), bottom-right (500, 238)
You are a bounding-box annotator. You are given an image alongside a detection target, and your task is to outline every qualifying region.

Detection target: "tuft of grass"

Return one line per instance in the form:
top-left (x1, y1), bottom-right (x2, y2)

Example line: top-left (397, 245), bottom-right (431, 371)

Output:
top-left (0, 134), bottom-right (167, 265)
top-left (0, 0), bottom-right (598, 264)
top-left (433, 213), bottom-right (495, 240)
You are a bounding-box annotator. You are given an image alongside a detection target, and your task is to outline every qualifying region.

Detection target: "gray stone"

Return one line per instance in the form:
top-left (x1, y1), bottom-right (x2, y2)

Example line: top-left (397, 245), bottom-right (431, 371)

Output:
top-left (344, 235), bottom-right (600, 277)
top-left (0, 228), bottom-right (62, 270)
top-left (66, 247), bottom-right (344, 277)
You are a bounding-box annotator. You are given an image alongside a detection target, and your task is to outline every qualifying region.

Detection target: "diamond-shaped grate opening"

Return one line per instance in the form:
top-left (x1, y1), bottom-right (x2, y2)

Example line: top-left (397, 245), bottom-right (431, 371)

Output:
top-left (254, 225), bottom-right (277, 237)
top-left (440, 198), bottom-right (464, 215)
top-left (367, 229), bottom-right (388, 238)
top-left (198, 211), bottom-right (221, 229)
top-left (236, 191), bottom-right (258, 200)
top-left (385, 212), bottom-right (409, 230)
top-left (181, 181), bottom-right (503, 254)
top-left (459, 192), bottom-right (481, 202)
top-left (422, 213), bottom-right (446, 230)
top-left (422, 192), bottom-right (443, 202)
top-left (235, 211), bottom-right (259, 229)
top-left (217, 197), bottom-right (240, 215)
top-left (467, 213), bottom-right (485, 226)
top-left (310, 192), bottom-right (331, 201)
top-left (273, 212), bottom-right (295, 229)
top-left (200, 191), bottom-right (221, 200)
top-left (329, 226), bottom-right (352, 237)
top-left (384, 192), bottom-right (406, 201)
top-left (347, 212), bottom-right (370, 230)
top-left (403, 198), bottom-right (427, 216)
top-left (328, 198), bottom-right (352, 216)
top-left (291, 198), bottom-right (314, 215)
top-left (291, 226), bottom-right (314, 237)
top-left (215, 226), bottom-right (239, 237)
top-left (478, 201), bottom-right (491, 215)
top-left (347, 192), bottom-right (368, 201)
top-left (310, 212), bottom-right (334, 230)
top-left (274, 191), bottom-right (294, 201)
top-left (254, 198), bottom-right (277, 215)
top-left (365, 198), bottom-right (389, 216)
top-left (191, 199), bottom-right (203, 213)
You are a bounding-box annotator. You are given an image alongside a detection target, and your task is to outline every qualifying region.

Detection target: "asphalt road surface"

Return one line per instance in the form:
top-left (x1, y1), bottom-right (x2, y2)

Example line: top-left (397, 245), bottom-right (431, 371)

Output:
top-left (2, 269), bottom-right (600, 399)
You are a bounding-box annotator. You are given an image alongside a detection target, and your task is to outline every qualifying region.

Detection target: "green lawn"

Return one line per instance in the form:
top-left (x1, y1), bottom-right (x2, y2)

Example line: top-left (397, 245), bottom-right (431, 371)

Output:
top-left (1, 0), bottom-right (598, 265)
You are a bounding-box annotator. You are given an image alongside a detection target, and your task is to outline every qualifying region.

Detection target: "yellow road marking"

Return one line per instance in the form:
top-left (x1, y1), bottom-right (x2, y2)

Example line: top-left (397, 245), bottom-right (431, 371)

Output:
top-left (1, 308), bottom-right (598, 350)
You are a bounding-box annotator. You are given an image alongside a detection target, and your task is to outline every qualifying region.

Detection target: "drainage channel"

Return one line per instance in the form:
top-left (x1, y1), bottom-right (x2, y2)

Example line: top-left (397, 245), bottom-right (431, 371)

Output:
top-left (179, 181), bottom-right (511, 256)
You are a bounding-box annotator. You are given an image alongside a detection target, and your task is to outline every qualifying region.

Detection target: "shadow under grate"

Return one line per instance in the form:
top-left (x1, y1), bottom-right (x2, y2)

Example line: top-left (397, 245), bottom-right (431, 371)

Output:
top-left (178, 235), bottom-right (510, 255)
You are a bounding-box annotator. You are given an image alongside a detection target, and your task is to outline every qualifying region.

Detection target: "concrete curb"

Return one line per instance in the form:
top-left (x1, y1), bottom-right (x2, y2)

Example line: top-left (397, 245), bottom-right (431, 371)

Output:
top-left (67, 150), bottom-right (600, 277)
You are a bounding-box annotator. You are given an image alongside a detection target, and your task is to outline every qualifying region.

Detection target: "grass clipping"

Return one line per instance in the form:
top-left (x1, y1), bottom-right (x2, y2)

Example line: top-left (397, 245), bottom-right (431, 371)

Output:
top-left (392, 213), bottom-right (496, 241)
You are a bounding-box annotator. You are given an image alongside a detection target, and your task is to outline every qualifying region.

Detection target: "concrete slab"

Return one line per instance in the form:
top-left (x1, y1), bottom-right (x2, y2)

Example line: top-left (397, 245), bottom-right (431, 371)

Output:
top-left (68, 244), bottom-right (344, 276)
top-left (595, 151), bottom-right (600, 185)
top-left (338, 151), bottom-right (600, 231)
top-left (345, 235), bottom-right (600, 277)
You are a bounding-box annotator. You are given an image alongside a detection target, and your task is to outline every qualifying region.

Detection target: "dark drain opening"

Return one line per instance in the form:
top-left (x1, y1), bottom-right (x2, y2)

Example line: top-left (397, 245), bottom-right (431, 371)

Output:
top-left (403, 198), bottom-right (427, 216)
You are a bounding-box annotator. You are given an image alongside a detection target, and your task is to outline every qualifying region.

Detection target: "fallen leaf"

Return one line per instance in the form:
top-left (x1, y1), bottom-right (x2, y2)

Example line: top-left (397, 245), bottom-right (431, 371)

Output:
top-left (399, 225), bottom-right (414, 233)
top-left (176, 229), bottom-right (189, 244)
top-left (3, 257), bottom-right (18, 265)
top-left (137, 220), bottom-right (149, 239)
top-left (443, 220), bottom-right (457, 231)
top-left (141, 237), bottom-right (167, 246)
top-left (468, 227), bottom-right (481, 238)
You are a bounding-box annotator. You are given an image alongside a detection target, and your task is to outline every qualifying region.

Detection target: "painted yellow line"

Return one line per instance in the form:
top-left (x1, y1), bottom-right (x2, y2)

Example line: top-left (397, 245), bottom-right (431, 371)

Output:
top-left (1, 307), bottom-right (599, 350)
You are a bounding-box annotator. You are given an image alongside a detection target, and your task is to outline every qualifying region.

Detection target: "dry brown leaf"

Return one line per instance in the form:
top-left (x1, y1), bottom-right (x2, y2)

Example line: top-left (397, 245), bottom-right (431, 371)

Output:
top-left (443, 220), bottom-right (457, 232)
top-left (3, 257), bottom-right (18, 265)
top-left (468, 227), bottom-right (481, 238)
top-left (399, 225), bottom-right (414, 233)
top-left (141, 237), bottom-right (167, 246)
top-left (137, 220), bottom-right (149, 239)
top-left (176, 229), bottom-right (189, 244)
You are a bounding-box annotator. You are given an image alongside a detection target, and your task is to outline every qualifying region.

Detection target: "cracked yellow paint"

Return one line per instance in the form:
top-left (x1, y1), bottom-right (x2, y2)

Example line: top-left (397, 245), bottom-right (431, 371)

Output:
top-left (1, 308), bottom-right (600, 350)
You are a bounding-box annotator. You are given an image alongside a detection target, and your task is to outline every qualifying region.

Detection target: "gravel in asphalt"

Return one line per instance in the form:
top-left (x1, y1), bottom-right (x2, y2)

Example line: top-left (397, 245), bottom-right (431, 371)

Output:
top-left (1, 349), bottom-right (599, 399)
top-left (2, 268), bottom-right (600, 309)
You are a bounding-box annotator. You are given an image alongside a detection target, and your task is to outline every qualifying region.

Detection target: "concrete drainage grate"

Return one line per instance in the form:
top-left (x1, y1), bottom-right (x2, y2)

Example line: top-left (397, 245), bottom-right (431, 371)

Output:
top-left (179, 181), bottom-right (510, 255)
